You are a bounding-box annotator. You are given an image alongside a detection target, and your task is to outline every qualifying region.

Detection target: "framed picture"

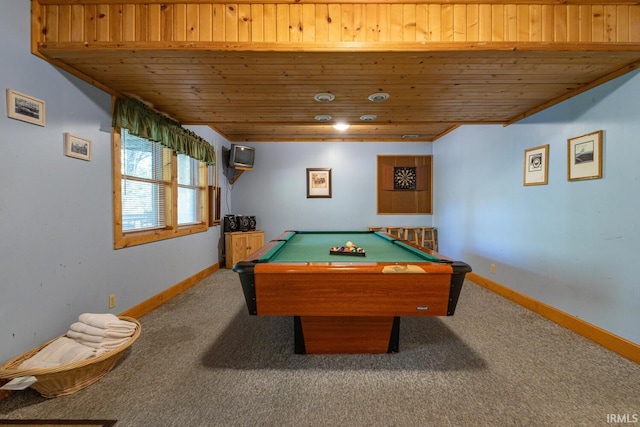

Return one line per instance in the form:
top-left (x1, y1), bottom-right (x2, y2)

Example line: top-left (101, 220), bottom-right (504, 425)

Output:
top-left (568, 130), bottom-right (603, 181)
top-left (306, 168), bottom-right (332, 198)
top-left (64, 133), bottom-right (92, 161)
top-left (523, 144), bottom-right (549, 186)
top-left (6, 89), bottom-right (46, 126)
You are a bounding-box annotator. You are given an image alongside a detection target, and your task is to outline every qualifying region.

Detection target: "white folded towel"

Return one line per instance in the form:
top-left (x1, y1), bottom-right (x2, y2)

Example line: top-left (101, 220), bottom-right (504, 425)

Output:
top-left (72, 337), bottom-right (130, 351)
top-left (77, 313), bottom-right (137, 334)
top-left (18, 337), bottom-right (102, 370)
top-left (14, 314), bottom-right (137, 371)
top-left (69, 322), bottom-right (134, 338)
top-left (66, 330), bottom-right (106, 343)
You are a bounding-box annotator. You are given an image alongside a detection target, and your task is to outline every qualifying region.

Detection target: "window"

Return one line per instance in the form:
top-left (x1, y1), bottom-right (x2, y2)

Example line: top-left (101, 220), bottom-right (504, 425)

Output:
top-left (177, 153), bottom-right (199, 225)
top-left (113, 128), bottom-right (208, 248)
top-left (121, 130), bottom-right (166, 232)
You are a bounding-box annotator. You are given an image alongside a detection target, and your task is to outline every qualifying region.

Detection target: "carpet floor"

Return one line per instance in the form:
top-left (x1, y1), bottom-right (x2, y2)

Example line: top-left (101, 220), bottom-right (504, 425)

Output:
top-left (0, 420), bottom-right (115, 426)
top-left (1, 269), bottom-right (639, 426)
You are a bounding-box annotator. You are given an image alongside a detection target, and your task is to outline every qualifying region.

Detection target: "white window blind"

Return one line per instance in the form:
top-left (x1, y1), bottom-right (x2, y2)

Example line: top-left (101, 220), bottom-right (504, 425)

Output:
top-left (121, 129), bottom-right (166, 232)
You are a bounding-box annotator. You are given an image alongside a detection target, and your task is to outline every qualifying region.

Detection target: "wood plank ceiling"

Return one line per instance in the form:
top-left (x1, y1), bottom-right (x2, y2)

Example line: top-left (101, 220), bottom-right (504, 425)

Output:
top-left (34, 2), bottom-right (640, 142)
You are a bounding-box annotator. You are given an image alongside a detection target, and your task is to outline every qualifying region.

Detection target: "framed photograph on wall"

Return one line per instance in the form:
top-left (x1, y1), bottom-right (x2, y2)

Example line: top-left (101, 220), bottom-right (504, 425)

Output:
top-left (523, 144), bottom-right (549, 186)
top-left (306, 168), bottom-right (332, 198)
top-left (568, 130), bottom-right (603, 181)
top-left (64, 133), bottom-right (92, 161)
top-left (6, 89), bottom-right (46, 126)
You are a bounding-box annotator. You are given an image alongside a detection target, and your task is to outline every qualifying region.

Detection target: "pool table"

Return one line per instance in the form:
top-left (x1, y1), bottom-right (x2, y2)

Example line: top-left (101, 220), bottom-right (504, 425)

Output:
top-left (233, 230), bottom-right (471, 354)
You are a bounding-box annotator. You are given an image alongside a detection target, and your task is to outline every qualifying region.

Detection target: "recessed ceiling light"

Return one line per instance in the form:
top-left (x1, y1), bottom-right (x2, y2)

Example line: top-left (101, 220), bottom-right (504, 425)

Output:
top-left (333, 123), bottom-right (350, 131)
top-left (315, 115), bottom-right (332, 122)
top-left (368, 92), bottom-right (390, 102)
top-left (314, 92), bottom-right (335, 102)
top-left (360, 115), bottom-right (377, 122)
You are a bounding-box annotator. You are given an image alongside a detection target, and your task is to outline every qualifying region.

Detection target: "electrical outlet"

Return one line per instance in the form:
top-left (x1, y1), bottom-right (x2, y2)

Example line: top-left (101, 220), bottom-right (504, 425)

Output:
top-left (490, 264), bottom-right (496, 274)
top-left (109, 294), bottom-right (116, 309)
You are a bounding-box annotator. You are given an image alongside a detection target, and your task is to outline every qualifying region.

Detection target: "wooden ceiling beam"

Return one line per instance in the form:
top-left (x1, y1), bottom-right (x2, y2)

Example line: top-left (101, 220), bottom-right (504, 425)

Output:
top-left (32, 0), bottom-right (640, 142)
top-left (36, 0), bottom-right (640, 5)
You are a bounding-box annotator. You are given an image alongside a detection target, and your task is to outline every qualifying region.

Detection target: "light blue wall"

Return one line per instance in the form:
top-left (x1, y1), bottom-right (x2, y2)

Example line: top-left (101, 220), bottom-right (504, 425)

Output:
top-left (227, 142), bottom-right (433, 242)
top-left (434, 70), bottom-right (640, 346)
top-left (0, 2), bottom-right (223, 362)
top-left (2, 0), bottom-right (638, 365)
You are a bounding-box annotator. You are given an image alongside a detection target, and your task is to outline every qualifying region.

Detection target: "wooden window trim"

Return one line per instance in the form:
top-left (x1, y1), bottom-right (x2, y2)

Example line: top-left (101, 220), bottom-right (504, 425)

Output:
top-left (112, 128), bottom-right (208, 249)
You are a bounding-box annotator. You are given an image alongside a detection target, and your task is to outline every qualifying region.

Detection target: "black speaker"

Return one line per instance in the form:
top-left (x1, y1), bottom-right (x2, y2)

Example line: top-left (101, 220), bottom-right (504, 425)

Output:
top-left (237, 215), bottom-right (251, 232)
top-left (248, 216), bottom-right (256, 231)
top-left (224, 215), bottom-right (238, 232)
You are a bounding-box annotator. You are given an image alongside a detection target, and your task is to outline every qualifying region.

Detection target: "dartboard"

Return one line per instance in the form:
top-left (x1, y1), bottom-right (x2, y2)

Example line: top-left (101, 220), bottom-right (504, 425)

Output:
top-left (394, 167), bottom-right (417, 190)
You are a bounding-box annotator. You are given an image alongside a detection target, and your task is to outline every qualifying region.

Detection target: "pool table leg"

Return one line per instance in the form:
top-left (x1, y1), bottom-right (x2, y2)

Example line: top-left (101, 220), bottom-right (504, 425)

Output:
top-left (294, 316), bottom-right (306, 354)
top-left (388, 317), bottom-right (400, 353)
top-left (293, 316), bottom-right (401, 354)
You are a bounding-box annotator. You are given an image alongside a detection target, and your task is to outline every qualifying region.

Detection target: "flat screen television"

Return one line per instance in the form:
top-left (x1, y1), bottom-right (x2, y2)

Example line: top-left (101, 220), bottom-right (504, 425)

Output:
top-left (229, 144), bottom-right (255, 170)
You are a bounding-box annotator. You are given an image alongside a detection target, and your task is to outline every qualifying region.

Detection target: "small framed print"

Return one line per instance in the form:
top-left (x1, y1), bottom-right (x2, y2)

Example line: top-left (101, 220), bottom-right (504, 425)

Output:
top-left (306, 168), bottom-right (332, 198)
top-left (524, 144), bottom-right (549, 186)
top-left (6, 89), bottom-right (46, 126)
top-left (65, 133), bottom-right (92, 161)
top-left (568, 130), bottom-right (603, 181)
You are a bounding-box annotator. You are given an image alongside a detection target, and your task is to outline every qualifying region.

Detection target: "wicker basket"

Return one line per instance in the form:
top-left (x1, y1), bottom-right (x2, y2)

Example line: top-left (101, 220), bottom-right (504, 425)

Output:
top-left (0, 316), bottom-right (141, 398)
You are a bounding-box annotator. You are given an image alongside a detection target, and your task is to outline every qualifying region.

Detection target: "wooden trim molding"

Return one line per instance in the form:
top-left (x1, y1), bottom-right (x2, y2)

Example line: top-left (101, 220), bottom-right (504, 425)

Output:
top-left (33, 2), bottom-right (640, 46)
top-left (120, 263), bottom-right (219, 319)
top-left (36, 0), bottom-right (640, 5)
top-left (467, 272), bottom-right (640, 364)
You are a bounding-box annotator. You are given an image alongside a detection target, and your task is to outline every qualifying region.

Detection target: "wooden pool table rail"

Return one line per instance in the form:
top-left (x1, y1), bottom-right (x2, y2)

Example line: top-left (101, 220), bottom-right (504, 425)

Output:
top-left (235, 234), bottom-right (470, 319)
top-left (233, 230), bottom-right (471, 353)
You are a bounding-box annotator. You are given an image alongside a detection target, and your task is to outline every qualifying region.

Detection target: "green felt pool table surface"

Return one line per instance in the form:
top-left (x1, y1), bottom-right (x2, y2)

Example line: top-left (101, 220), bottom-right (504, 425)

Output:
top-left (258, 231), bottom-right (444, 263)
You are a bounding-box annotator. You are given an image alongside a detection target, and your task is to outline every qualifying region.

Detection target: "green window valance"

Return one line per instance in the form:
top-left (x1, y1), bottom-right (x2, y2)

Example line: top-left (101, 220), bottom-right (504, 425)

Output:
top-left (112, 97), bottom-right (216, 165)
